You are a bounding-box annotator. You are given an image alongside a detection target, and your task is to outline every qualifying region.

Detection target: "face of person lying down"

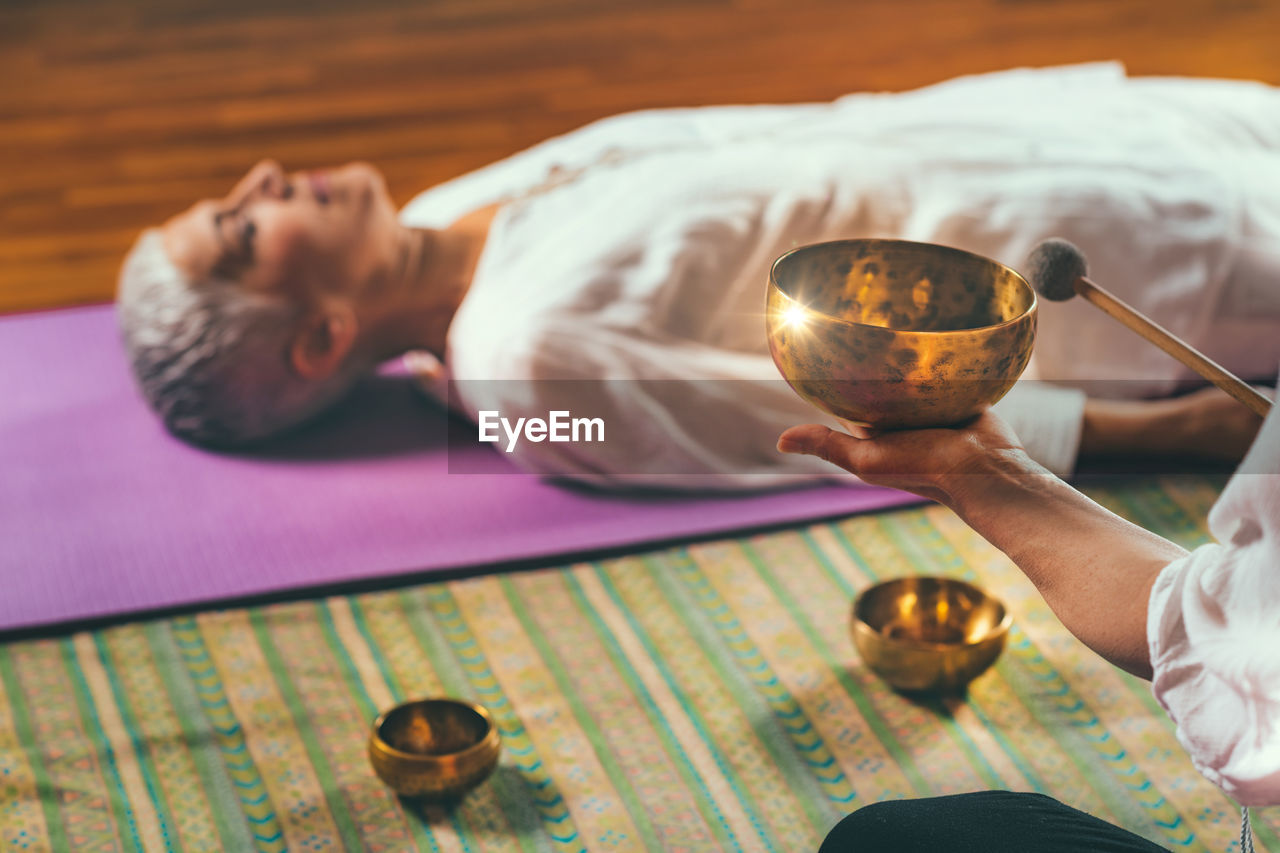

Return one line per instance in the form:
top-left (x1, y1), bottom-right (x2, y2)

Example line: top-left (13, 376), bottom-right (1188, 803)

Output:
top-left (161, 159), bottom-right (401, 304)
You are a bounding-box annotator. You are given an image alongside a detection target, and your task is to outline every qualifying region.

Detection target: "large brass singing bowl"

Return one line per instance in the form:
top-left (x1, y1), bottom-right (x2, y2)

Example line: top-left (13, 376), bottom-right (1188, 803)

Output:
top-left (852, 576), bottom-right (1012, 692)
top-left (368, 698), bottom-right (501, 801)
top-left (767, 239), bottom-right (1037, 428)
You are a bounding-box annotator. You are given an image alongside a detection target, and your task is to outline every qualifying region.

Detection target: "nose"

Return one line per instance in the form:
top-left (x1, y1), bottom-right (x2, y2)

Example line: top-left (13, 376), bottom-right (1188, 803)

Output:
top-left (226, 159), bottom-right (290, 207)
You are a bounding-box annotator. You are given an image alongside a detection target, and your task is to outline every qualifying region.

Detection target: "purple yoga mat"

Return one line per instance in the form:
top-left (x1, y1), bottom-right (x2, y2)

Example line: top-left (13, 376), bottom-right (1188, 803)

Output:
top-left (0, 305), bottom-right (918, 633)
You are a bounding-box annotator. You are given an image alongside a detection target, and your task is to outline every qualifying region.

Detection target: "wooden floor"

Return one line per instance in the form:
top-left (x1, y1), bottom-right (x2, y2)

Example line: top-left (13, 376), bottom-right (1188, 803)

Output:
top-left (3, 0), bottom-right (1278, 314)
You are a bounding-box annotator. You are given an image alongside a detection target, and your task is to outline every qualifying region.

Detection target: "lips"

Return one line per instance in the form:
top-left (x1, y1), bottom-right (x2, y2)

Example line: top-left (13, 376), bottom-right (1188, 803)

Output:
top-left (308, 171), bottom-right (331, 204)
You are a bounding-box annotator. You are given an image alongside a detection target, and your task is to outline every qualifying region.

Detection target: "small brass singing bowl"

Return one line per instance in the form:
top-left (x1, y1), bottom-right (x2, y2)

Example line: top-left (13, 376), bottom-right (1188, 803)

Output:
top-left (767, 239), bottom-right (1037, 429)
top-left (851, 576), bottom-right (1012, 693)
top-left (368, 698), bottom-right (501, 801)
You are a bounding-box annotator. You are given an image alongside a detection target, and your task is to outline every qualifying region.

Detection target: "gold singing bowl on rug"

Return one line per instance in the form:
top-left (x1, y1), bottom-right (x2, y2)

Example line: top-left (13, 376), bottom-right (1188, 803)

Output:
top-left (767, 239), bottom-right (1037, 428)
top-left (369, 698), bottom-right (501, 800)
top-left (852, 577), bottom-right (1012, 693)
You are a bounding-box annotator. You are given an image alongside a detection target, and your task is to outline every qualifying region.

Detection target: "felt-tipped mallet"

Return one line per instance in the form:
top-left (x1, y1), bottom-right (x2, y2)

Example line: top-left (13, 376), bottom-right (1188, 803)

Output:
top-left (1024, 239), bottom-right (1272, 418)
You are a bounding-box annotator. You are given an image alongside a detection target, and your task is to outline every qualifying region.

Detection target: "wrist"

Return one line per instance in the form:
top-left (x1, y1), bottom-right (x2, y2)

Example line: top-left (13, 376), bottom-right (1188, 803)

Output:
top-left (941, 446), bottom-right (1052, 522)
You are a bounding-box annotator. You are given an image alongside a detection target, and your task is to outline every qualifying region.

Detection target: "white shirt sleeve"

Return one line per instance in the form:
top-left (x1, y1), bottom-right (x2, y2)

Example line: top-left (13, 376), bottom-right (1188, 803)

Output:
top-left (1147, 393), bottom-right (1280, 807)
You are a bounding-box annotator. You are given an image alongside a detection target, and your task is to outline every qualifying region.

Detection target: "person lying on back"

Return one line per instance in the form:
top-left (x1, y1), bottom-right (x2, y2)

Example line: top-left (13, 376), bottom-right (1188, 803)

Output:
top-left (117, 63), bottom-right (1278, 489)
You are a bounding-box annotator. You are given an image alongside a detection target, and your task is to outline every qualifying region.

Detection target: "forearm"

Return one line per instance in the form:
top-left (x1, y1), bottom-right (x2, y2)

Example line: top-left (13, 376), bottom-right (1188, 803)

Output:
top-left (1079, 388), bottom-right (1266, 463)
top-left (944, 452), bottom-right (1189, 678)
top-left (1079, 397), bottom-right (1185, 457)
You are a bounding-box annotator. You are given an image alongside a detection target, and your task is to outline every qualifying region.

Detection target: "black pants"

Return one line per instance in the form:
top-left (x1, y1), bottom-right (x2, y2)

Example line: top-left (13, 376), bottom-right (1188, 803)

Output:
top-left (820, 791), bottom-right (1169, 852)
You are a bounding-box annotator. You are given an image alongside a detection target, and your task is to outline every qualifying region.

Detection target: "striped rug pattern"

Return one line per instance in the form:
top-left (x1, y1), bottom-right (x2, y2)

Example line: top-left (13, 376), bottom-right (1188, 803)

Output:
top-left (1, 476), bottom-right (1275, 852)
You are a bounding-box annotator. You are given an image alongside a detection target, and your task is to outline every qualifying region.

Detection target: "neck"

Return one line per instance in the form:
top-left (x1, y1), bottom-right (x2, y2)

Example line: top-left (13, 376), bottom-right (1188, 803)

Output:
top-left (366, 204), bottom-right (499, 361)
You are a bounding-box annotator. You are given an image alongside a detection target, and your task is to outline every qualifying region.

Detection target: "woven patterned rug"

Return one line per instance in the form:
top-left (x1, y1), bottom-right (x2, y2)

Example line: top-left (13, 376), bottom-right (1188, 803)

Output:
top-left (2, 476), bottom-right (1275, 852)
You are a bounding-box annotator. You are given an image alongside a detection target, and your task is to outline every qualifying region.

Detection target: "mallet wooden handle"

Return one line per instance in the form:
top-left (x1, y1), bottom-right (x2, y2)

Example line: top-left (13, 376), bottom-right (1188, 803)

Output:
top-left (1075, 276), bottom-right (1272, 418)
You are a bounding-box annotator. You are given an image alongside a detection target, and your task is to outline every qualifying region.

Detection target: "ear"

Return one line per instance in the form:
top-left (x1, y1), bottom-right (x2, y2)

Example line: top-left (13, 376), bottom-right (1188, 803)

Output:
top-left (289, 301), bottom-right (358, 381)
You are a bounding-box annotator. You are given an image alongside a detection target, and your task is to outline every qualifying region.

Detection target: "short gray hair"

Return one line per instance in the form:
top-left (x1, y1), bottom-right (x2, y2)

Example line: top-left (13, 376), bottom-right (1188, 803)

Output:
top-left (116, 229), bottom-right (360, 446)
